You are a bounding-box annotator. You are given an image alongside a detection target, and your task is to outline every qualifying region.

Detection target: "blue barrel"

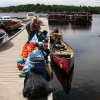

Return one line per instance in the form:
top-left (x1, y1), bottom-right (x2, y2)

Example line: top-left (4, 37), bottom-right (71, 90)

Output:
top-left (28, 60), bottom-right (47, 79)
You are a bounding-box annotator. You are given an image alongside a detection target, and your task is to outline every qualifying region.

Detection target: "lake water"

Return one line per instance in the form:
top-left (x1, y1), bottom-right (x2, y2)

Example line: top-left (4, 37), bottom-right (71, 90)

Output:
top-left (0, 13), bottom-right (100, 100)
top-left (49, 14), bottom-right (100, 100)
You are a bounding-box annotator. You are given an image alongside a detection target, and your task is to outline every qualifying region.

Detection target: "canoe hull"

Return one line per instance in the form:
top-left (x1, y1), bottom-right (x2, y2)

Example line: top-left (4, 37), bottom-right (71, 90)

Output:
top-left (50, 34), bottom-right (62, 42)
top-left (51, 53), bottom-right (74, 74)
top-left (51, 37), bottom-right (74, 74)
top-left (50, 29), bottom-right (62, 42)
top-left (51, 61), bottom-right (74, 94)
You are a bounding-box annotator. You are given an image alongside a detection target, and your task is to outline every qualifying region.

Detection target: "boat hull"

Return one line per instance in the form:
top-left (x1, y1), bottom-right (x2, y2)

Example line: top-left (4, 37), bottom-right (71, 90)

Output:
top-left (0, 38), bottom-right (4, 43)
top-left (50, 34), bottom-right (62, 42)
top-left (50, 29), bottom-right (62, 42)
top-left (5, 20), bottom-right (21, 32)
top-left (0, 29), bottom-right (6, 43)
top-left (51, 53), bottom-right (74, 74)
top-left (51, 37), bottom-right (74, 74)
top-left (51, 61), bottom-right (74, 94)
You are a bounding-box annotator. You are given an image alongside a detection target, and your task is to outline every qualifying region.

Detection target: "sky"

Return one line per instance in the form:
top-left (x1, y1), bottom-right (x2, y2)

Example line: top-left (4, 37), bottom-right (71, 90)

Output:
top-left (0, 0), bottom-right (100, 7)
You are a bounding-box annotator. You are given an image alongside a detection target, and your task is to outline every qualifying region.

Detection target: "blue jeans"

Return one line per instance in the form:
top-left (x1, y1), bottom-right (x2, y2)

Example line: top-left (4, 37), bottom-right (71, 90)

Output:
top-left (25, 21), bottom-right (32, 41)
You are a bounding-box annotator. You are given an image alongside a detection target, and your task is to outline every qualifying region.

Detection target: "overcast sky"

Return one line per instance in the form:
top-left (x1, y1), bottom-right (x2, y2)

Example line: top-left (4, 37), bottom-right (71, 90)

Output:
top-left (1, 0), bottom-right (100, 7)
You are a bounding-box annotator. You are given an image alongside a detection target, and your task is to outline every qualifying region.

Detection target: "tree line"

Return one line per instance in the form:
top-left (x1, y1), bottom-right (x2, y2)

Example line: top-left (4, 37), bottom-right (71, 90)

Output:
top-left (0, 3), bottom-right (100, 14)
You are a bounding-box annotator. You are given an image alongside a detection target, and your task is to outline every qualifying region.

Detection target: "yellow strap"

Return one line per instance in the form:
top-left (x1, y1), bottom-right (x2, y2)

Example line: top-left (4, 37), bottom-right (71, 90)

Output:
top-left (46, 66), bottom-right (52, 77)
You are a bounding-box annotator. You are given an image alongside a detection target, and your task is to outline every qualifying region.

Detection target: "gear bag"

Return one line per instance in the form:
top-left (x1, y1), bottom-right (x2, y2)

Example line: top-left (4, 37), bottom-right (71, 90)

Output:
top-left (23, 71), bottom-right (50, 99)
top-left (20, 42), bottom-right (35, 58)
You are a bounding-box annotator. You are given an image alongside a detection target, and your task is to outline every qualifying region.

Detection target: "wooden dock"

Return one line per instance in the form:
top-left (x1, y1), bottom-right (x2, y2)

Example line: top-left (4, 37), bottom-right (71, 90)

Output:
top-left (48, 12), bottom-right (92, 23)
top-left (0, 18), bottom-right (52, 100)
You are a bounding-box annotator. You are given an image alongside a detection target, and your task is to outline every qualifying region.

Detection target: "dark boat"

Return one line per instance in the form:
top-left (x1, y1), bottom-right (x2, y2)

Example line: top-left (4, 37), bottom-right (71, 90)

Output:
top-left (0, 29), bottom-right (6, 43)
top-left (50, 28), bottom-right (62, 43)
top-left (4, 20), bottom-right (21, 32)
top-left (51, 61), bottom-right (74, 94)
top-left (51, 37), bottom-right (74, 74)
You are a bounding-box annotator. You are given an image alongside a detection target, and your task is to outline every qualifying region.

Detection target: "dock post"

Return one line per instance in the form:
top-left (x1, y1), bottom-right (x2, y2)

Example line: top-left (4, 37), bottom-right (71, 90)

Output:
top-left (47, 27), bottom-right (53, 100)
top-left (64, 11), bottom-right (66, 21)
top-left (75, 11), bottom-right (76, 21)
top-left (53, 11), bottom-right (54, 20)
top-left (87, 12), bottom-right (88, 21)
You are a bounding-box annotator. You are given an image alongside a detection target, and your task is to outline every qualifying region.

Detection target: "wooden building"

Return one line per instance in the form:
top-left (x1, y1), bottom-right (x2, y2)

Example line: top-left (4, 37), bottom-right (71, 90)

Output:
top-left (48, 12), bottom-right (92, 23)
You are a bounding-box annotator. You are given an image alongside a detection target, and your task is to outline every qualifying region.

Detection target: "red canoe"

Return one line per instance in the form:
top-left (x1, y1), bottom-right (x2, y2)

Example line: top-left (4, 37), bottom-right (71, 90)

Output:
top-left (50, 28), bottom-right (62, 43)
top-left (51, 37), bottom-right (74, 74)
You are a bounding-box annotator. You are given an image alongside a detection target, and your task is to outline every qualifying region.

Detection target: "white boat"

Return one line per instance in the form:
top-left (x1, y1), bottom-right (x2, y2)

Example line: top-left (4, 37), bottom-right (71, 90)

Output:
top-left (26, 12), bottom-right (35, 20)
top-left (0, 29), bottom-right (6, 43)
top-left (0, 15), bottom-right (22, 32)
top-left (0, 15), bottom-right (12, 22)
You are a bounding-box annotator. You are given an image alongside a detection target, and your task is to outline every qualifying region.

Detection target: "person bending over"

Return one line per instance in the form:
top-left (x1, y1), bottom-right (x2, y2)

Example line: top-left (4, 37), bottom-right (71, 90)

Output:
top-left (25, 16), bottom-right (41, 43)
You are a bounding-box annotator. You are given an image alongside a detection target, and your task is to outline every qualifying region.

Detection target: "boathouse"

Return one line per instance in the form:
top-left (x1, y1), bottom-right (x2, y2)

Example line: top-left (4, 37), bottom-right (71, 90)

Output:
top-left (48, 12), bottom-right (92, 23)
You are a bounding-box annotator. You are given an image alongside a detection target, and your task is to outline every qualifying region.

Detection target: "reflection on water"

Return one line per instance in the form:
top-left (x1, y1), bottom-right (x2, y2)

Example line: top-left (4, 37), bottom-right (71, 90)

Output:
top-left (49, 21), bottom-right (69, 25)
top-left (49, 22), bottom-right (92, 31)
top-left (51, 61), bottom-right (74, 94)
top-left (70, 22), bottom-right (92, 30)
top-left (49, 14), bottom-right (100, 100)
top-left (49, 22), bottom-right (69, 30)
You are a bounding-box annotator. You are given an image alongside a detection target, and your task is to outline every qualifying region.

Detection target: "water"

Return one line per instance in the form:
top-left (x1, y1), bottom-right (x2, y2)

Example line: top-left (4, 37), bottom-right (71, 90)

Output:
top-left (0, 13), bottom-right (100, 100)
top-left (49, 14), bottom-right (100, 100)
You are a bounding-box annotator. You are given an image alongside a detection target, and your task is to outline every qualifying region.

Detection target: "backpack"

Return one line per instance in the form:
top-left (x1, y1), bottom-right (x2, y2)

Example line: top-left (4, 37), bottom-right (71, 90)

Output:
top-left (37, 30), bottom-right (48, 42)
top-left (20, 42), bottom-right (35, 58)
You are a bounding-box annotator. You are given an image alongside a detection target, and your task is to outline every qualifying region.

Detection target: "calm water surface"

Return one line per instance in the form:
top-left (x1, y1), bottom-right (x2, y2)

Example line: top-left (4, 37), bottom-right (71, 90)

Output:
top-left (49, 14), bottom-right (100, 100)
top-left (1, 13), bottom-right (100, 100)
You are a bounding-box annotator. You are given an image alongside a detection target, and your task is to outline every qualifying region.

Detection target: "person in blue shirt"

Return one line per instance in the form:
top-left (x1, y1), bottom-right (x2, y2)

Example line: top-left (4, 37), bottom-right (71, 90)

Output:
top-left (25, 16), bottom-right (41, 43)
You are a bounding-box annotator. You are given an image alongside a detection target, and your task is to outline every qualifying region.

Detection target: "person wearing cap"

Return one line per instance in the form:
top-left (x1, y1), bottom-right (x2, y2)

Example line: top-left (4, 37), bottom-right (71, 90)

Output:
top-left (25, 16), bottom-right (41, 43)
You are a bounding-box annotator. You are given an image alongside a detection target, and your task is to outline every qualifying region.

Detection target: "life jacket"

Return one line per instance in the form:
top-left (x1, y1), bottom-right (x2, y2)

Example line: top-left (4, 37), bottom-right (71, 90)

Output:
top-left (20, 42), bottom-right (35, 58)
top-left (58, 60), bottom-right (63, 69)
